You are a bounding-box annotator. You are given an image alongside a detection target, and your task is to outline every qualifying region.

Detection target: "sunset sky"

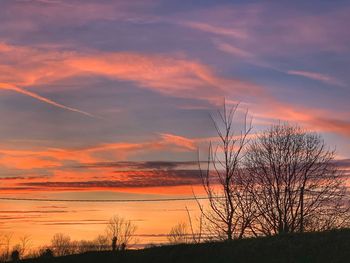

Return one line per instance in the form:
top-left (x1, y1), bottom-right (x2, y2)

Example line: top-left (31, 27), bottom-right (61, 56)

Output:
top-left (1, 0), bottom-right (350, 248)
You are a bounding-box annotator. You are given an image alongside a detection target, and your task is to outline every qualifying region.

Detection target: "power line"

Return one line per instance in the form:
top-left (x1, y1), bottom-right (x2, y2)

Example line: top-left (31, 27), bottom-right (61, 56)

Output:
top-left (0, 190), bottom-right (348, 203)
top-left (0, 196), bottom-right (210, 203)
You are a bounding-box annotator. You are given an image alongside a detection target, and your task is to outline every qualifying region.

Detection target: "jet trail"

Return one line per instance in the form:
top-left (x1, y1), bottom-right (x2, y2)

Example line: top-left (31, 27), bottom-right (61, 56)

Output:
top-left (0, 83), bottom-right (95, 118)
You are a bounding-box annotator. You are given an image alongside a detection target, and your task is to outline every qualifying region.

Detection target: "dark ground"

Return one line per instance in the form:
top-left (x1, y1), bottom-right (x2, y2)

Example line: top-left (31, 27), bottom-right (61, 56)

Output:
top-left (21, 229), bottom-right (350, 263)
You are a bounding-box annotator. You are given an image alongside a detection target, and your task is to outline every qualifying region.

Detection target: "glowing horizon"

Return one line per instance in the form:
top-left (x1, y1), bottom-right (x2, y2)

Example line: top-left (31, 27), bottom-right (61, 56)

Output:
top-left (1, 0), bottom-right (350, 250)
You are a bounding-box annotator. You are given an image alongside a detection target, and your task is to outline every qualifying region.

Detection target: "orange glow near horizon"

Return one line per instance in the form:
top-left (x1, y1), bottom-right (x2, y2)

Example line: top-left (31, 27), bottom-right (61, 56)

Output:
top-left (1, 0), bottom-right (350, 254)
top-left (0, 197), bottom-right (206, 249)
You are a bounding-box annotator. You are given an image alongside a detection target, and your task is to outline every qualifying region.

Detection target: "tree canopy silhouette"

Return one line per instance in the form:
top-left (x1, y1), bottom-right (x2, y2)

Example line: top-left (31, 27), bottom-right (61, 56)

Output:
top-left (244, 123), bottom-right (349, 235)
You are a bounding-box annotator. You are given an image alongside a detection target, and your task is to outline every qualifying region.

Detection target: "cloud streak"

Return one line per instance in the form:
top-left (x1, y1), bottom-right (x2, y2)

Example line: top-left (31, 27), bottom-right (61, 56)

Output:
top-left (79, 161), bottom-right (198, 170)
top-left (2, 42), bottom-right (349, 139)
top-left (0, 170), bottom-right (201, 193)
top-left (287, 70), bottom-right (344, 86)
top-left (0, 133), bottom-right (197, 167)
top-left (215, 41), bottom-right (253, 58)
top-left (0, 42), bottom-right (263, 106)
top-left (0, 82), bottom-right (96, 118)
top-left (180, 21), bottom-right (247, 39)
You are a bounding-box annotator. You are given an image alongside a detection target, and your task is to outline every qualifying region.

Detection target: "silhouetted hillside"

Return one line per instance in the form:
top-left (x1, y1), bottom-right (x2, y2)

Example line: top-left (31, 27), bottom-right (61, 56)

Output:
top-left (22, 229), bottom-right (350, 263)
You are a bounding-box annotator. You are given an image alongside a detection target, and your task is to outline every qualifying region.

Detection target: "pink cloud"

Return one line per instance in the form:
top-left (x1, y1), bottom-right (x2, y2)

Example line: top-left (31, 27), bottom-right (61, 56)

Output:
top-left (159, 133), bottom-right (197, 151)
top-left (252, 100), bottom-right (350, 137)
top-left (6, 0), bottom-right (156, 26)
top-left (179, 21), bottom-right (247, 39)
top-left (0, 42), bottom-right (263, 106)
top-left (0, 133), bottom-right (199, 194)
top-left (0, 133), bottom-right (197, 171)
top-left (1, 42), bottom-right (349, 139)
top-left (215, 41), bottom-right (254, 58)
top-left (287, 70), bottom-right (344, 86)
top-left (181, 4), bottom-right (350, 55)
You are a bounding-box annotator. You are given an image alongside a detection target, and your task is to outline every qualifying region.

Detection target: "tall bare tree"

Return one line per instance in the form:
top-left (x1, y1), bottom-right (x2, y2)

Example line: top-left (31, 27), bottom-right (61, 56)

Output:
top-left (105, 215), bottom-right (137, 250)
top-left (197, 102), bottom-right (253, 240)
top-left (244, 123), bottom-right (349, 235)
top-left (185, 206), bottom-right (203, 243)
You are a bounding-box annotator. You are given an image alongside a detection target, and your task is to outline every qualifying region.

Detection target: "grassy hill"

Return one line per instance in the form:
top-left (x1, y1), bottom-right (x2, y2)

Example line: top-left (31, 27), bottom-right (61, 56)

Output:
top-left (22, 229), bottom-right (350, 263)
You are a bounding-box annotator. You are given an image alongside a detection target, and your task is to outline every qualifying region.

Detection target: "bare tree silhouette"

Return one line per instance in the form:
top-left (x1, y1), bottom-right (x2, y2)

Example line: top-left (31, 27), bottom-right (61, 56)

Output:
top-left (0, 233), bottom-right (13, 262)
top-left (186, 206), bottom-right (203, 243)
top-left (105, 215), bottom-right (137, 251)
top-left (197, 102), bottom-right (253, 241)
top-left (51, 233), bottom-right (71, 256)
top-left (18, 235), bottom-right (31, 257)
top-left (244, 123), bottom-right (349, 235)
top-left (167, 222), bottom-right (189, 244)
top-left (93, 235), bottom-right (109, 251)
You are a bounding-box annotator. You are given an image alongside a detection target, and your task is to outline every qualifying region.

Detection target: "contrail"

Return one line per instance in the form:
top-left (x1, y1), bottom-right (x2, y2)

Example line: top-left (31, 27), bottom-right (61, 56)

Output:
top-left (0, 83), bottom-right (96, 118)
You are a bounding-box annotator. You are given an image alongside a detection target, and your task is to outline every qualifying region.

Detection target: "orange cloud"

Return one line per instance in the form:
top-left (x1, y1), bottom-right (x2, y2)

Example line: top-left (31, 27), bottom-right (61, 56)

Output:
top-left (0, 132), bottom-right (203, 195)
top-left (0, 42), bottom-right (263, 105)
top-left (252, 100), bottom-right (350, 137)
top-left (159, 133), bottom-right (197, 151)
top-left (0, 156), bottom-right (60, 170)
top-left (0, 133), bottom-right (197, 171)
top-left (1, 42), bottom-right (349, 138)
top-left (0, 164), bottom-right (203, 195)
top-left (64, 52), bottom-right (263, 103)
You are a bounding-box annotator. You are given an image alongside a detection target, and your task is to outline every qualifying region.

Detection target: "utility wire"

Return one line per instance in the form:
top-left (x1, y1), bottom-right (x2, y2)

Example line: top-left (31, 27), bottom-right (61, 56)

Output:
top-left (0, 190), bottom-right (348, 203)
top-left (0, 196), bottom-right (211, 203)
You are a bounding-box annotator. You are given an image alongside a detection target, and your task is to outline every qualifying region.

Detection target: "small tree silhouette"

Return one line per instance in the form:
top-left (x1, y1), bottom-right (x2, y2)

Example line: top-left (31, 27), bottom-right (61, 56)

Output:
top-left (167, 222), bottom-right (188, 244)
top-left (106, 215), bottom-right (137, 251)
top-left (112, 237), bottom-right (117, 252)
top-left (10, 250), bottom-right (20, 262)
top-left (40, 248), bottom-right (54, 259)
top-left (120, 243), bottom-right (126, 251)
top-left (51, 233), bottom-right (71, 256)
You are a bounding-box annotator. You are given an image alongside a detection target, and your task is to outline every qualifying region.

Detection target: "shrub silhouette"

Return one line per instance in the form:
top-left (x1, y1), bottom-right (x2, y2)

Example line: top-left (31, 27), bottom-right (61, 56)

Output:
top-left (112, 237), bottom-right (117, 252)
top-left (10, 250), bottom-right (20, 262)
top-left (51, 233), bottom-right (71, 256)
top-left (8, 230), bottom-right (349, 263)
top-left (120, 243), bottom-right (126, 251)
top-left (40, 248), bottom-right (54, 259)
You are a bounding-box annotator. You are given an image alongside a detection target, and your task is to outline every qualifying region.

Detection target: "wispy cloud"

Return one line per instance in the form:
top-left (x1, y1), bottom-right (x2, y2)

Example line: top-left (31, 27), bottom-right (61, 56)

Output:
top-left (0, 133), bottom-right (198, 174)
top-left (18, 170), bottom-right (200, 190)
top-left (179, 21), bottom-right (247, 39)
top-left (287, 70), bottom-right (344, 86)
top-left (0, 170), bottom-right (201, 193)
top-left (0, 43), bottom-right (263, 106)
top-left (215, 41), bottom-right (253, 58)
top-left (252, 99), bottom-right (350, 137)
top-left (2, 43), bottom-right (350, 140)
top-left (79, 161), bottom-right (198, 170)
top-left (0, 83), bottom-right (96, 118)
top-left (159, 133), bottom-right (197, 151)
